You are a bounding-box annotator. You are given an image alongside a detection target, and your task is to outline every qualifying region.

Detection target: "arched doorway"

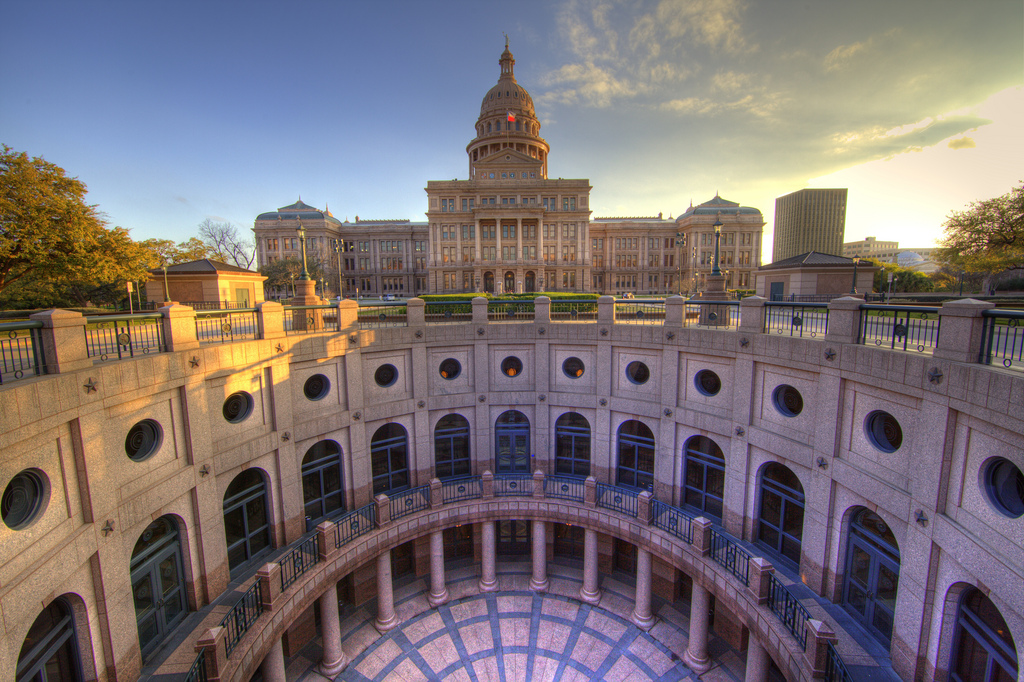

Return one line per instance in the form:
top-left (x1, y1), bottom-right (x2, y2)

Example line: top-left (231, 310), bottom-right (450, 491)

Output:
top-left (434, 414), bottom-right (471, 479)
top-left (682, 436), bottom-right (725, 521)
top-left (525, 271), bottom-right (536, 292)
top-left (616, 420), bottom-right (655, 490)
top-left (371, 424), bottom-right (410, 494)
top-left (555, 412), bottom-right (591, 477)
top-left (17, 598), bottom-right (82, 682)
top-left (301, 440), bottom-right (345, 530)
top-left (949, 588), bottom-right (1018, 681)
top-left (504, 271), bottom-right (516, 293)
top-left (843, 508), bottom-right (900, 644)
top-left (757, 462), bottom-right (805, 567)
top-left (483, 272), bottom-right (494, 293)
top-left (495, 410), bottom-right (530, 473)
top-left (130, 516), bottom-right (189, 659)
top-left (223, 470), bottom-right (272, 575)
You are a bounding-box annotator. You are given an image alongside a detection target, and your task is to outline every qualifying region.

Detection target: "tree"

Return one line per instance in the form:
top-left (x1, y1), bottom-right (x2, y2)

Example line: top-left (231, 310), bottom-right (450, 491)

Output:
top-left (138, 237), bottom-right (212, 268)
top-left (258, 258), bottom-right (325, 299)
top-left (198, 219), bottom-right (256, 269)
top-left (0, 146), bottom-right (151, 304)
top-left (867, 259), bottom-right (934, 294)
top-left (935, 182), bottom-right (1024, 292)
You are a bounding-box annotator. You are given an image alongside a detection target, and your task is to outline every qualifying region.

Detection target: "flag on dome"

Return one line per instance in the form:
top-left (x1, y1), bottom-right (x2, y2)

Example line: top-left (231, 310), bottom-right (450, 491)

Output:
top-left (507, 111), bottom-right (516, 122)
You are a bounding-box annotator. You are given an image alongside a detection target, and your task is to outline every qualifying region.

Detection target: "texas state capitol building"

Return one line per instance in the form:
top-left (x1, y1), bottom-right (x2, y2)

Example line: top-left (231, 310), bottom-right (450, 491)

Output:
top-left (2, 42), bottom-right (1022, 682)
top-left (254, 42), bottom-right (764, 297)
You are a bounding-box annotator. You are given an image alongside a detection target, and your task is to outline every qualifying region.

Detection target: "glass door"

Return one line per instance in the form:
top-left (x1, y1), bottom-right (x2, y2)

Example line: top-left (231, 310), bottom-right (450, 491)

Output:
top-left (843, 510), bottom-right (900, 644)
top-left (131, 518), bottom-right (188, 659)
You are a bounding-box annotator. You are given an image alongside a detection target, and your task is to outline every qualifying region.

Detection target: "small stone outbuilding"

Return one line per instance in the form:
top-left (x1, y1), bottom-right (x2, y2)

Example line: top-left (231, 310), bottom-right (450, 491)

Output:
top-left (755, 251), bottom-right (877, 301)
top-left (145, 259), bottom-right (266, 309)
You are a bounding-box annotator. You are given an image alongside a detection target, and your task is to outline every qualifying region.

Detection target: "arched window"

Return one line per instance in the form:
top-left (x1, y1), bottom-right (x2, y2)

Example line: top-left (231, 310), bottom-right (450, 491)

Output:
top-left (371, 424), bottom-right (410, 494)
top-left (302, 441), bottom-right (344, 529)
top-left (130, 516), bottom-right (189, 658)
top-left (223, 470), bottom-right (271, 575)
top-left (617, 420), bottom-right (655, 490)
top-left (17, 598), bottom-right (82, 682)
top-left (435, 414), bottom-right (471, 479)
top-left (843, 508), bottom-right (900, 644)
top-left (683, 436), bottom-right (725, 521)
top-left (495, 410), bottom-right (530, 473)
top-left (504, 271), bottom-right (515, 293)
top-left (950, 588), bottom-right (1018, 682)
top-left (757, 463), bottom-right (805, 566)
top-left (555, 412), bottom-right (591, 477)
top-left (483, 271), bottom-right (495, 293)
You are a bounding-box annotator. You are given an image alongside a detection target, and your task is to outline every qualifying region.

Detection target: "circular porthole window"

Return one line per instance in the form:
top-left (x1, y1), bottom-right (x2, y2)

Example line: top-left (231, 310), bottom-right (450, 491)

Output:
top-left (2, 469), bottom-right (48, 530)
top-left (439, 358), bottom-right (461, 380)
top-left (223, 392), bottom-right (254, 423)
top-left (375, 364), bottom-right (398, 387)
top-left (501, 356), bottom-right (523, 377)
top-left (563, 357), bottom-right (585, 378)
top-left (625, 361), bottom-right (650, 385)
top-left (125, 419), bottom-right (163, 461)
top-left (303, 374), bottom-right (330, 401)
top-left (865, 410), bottom-right (902, 452)
top-left (694, 370), bottom-right (722, 396)
top-left (772, 385), bottom-right (803, 417)
top-left (984, 458), bottom-right (1024, 518)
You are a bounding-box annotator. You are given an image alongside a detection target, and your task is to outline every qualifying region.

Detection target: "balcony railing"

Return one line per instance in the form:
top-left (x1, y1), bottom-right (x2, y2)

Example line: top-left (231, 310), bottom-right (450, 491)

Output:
top-left (389, 485), bottom-right (430, 520)
top-left (767, 573), bottom-right (811, 650)
top-left (487, 301), bottom-right (534, 323)
top-left (184, 649), bottom-right (207, 682)
top-left (0, 322), bottom-right (45, 385)
top-left (650, 499), bottom-right (695, 544)
top-left (595, 482), bottom-right (639, 517)
top-left (441, 476), bottom-right (482, 503)
top-left (980, 309), bottom-right (1024, 370)
top-left (494, 473), bottom-right (533, 496)
top-left (279, 533), bottom-right (319, 591)
top-left (764, 302), bottom-right (829, 338)
top-left (614, 300), bottom-right (666, 325)
top-left (683, 300), bottom-right (741, 329)
top-left (284, 305), bottom-right (339, 335)
top-left (195, 309), bottom-right (258, 344)
top-left (334, 504), bottom-right (377, 547)
top-left (710, 528), bottom-right (751, 586)
top-left (825, 640), bottom-right (853, 682)
top-left (221, 580), bottom-right (263, 656)
top-left (544, 475), bottom-right (586, 502)
top-left (358, 302), bottom-right (407, 329)
top-left (424, 301), bottom-right (472, 325)
top-left (84, 314), bottom-right (166, 361)
top-left (550, 300), bottom-right (598, 322)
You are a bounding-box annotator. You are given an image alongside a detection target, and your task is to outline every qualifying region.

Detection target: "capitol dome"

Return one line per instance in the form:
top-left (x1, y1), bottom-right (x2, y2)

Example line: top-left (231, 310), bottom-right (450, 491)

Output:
top-left (478, 43), bottom-right (536, 120)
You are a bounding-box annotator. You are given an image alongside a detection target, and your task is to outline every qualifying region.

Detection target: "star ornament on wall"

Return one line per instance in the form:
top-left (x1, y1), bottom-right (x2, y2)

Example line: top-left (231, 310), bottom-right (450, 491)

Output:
top-left (189, 356), bottom-right (200, 368)
top-left (83, 378), bottom-right (98, 393)
top-left (824, 348), bottom-right (836, 361)
top-left (927, 367), bottom-right (944, 384)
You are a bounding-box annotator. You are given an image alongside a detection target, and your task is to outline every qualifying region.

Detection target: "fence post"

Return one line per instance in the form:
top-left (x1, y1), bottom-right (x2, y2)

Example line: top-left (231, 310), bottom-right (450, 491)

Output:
top-left (159, 304), bottom-right (199, 351)
top-left (803, 619), bottom-right (838, 679)
top-left (406, 297), bottom-right (426, 327)
top-left (665, 295), bottom-right (685, 327)
top-left (637, 490), bottom-right (653, 524)
top-left (824, 296), bottom-right (863, 345)
top-left (256, 301), bottom-right (284, 340)
top-left (481, 470), bottom-right (494, 499)
top-left (534, 295), bottom-right (551, 324)
top-left (584, 476), bottom-right (597, 507)
top-left (738, 296), bottom-right (767, 334)
top-left (430, 478), bottom-right (443, 508)
top-left (532, 469), bottom-right (545, 498)
top-left (196, 626), bottom-right (228, 681)
top-left (746, 557), bottom-right (774, 605)
top-left (691, 517), bottom-right (712, 557)
top-left (257, 563), bottom-right (281, 610)
top-left (337, 299), bottom-right (359, 333)
top-left (598, 295), bottom-right (616, 324)
top-left (28, 309), bottom-right (90, 374)
top-left (317, 520), bottom-right (340, 559)
top-left (375, 494), bottom-right (391, 526)
top-left (935, 298), bottom-right (994, 363)
top-left (472, 296), bottom-right (489, 325)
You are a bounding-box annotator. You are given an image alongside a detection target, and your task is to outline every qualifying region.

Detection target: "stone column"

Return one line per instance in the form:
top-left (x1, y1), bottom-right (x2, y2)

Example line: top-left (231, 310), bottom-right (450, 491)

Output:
top-left (260, 637), bottom-right (286, 682)
top-left (529, 520), bottom-right (549, 592)
top-left (744, 636), bottom-right (769, 682)
top-left (630, 548), bottom-right (655, 630)
top-left (479, 521), bottom-right (498, 592)
top-left (428, 530), bottom-right (450, 606)
top-left (318, 582), bottom-right (347, 676)
top-left (684, 582), bottom-right (712, 673)
top-left (374, 550), bottom-right (398, 632)
top-left (935, 298), bottom-right (994, 363)
top-left (579, 528), bottom-right (601, 604)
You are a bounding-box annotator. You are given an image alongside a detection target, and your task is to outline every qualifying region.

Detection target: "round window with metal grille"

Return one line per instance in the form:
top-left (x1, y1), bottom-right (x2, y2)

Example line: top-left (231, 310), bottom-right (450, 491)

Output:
top-left (562, 357), bottom-right (585, 378)
top-left (375, 364), bottom-right (398, 387)
top-left (501, 356), bottom-right (523, 377)
top-left (625, 361), bottom-right (650, 385)
top-left (865, 410), bottom-right (902, 452)
top-left (303, 374), bottom-right (330, 401)
top-left (772, 384), bottom-right (803, 417)
top-left (2, 469), bottom-right (48, 530)
top-left (125, 418), bottom-right (164, 460)
top-left (694, 369), bottom-right (722, 396)
top-left (984, 457), bottom-right (1024, 519)
top-left (223, 392), bottom-right (254, 423)
top-left (439, 358), bottom-right (461, 380)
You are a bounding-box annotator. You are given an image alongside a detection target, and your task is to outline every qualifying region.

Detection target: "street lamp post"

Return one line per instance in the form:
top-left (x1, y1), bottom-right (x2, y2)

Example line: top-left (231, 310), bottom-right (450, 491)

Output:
top-left (333, 238), bottom-right (345, 299)
top-left (711, 218), bottom-right (723, 276)
top-left (162, 264), bottom-right (170, 303)
top-left (296, 224), bottom-right (311, 281)
top-left (675, 232), bottom-right (686, 296)
top-left (850, 256), bottom-right (861, 295)
top-left (290, 273), bottom-right (295, 298)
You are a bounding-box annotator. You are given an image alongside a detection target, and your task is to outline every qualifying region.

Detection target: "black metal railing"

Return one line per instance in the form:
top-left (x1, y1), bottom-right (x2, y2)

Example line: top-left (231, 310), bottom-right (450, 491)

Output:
top-left (389, 485), bottom-right (430, 520)
top-left (195, 309), bottom-right (258, 344)
top-left (334, 504), bottom-right (377, 547)
top-left (357, 302), bottom-right (407, 329)
top-left (550, 300), bottom-right (598, 322)
top-left (184, 649), bottom-right (207, 682)
top-left (764, 302), bottom-right (829, 338)
top-left (0, 322), bottom-right (46, 385)
top-left (767, 573), bottom-right (811, 649)
top-left (615, 299), bottom-right (666, 325)
top-left (858, 305), bottom-right (940, 353)
top-left (825, 640), bottom-right (853, 682)
top-left (279, 533), bottom-right (319, 591)
top-left (283, 305), bottom-right (340, 335)
top-left (980, 309), bottom-right (1024, 370)
top-left (424, 301), bottom-right (473, 325)
top-left (494, 473), bottom-right (533, 497)
top-left (544, 475), bottom-right (586, 502)
top-left (84, 314), bottom-right (166, 361)
top-left (650, 499), bottom-right (695, 544)
top-left (221, 580), bottom-right (263, 656)
top-left (441, 476), bottom-right (482, 503)
top-left (683, 300), bottom-right (741, 329)
top-left (710, 528), bottom-right (751, 586)
top-left (595, 482), bottom-right (639, 517)
top-left (487, 301), bottom-right (534, 323)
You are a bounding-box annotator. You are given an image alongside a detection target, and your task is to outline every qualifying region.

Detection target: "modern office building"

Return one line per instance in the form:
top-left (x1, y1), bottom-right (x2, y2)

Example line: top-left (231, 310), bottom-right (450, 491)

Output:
top-left (772, 189), bottom-right (848, 262)
top-left (842, 237), bottom-right (900, 261)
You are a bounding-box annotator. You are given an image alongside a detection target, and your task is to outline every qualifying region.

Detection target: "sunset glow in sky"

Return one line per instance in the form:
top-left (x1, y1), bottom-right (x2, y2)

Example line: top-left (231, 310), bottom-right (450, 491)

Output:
top-left (2, 1), bottom-right (1021, 261)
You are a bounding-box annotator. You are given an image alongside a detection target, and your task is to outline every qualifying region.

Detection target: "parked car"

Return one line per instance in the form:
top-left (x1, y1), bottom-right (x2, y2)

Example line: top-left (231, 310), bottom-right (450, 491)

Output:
top-left (383, 294), bottom-right (396, 301)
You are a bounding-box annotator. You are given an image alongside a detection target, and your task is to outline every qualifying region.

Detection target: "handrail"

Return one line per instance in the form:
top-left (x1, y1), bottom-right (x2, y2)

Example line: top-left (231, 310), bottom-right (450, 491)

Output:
top-left (194, 307), bottom-right (258, 316)
top-left (710, 527), bottom-right (751, 586)
top-left (979, 309), bottom-right (1024, 369)
top-left (494, 473), bottom-right (532, 496)
top-left (334, 504), bottom-right (377, 547)
top-left (184, 649), bottom-right (207, 682)
top-left (389, 485), bottom-right (430, 520)
top-left (767, 573), bottom-right (811, 650)
top-left (84, 313), bottom-right (167, 361)
top-left (825, 640), bottom-right (852, 681)
top-left (544, 475), bottom-right (586, 502)
top-left (441, 476), bottom-right (482, 503)
top-left (279, 533), bottom-right (319, 591)
top-left (0, 323), bottom-right (46, 385)
top-left (220, 580), bottom-right (263, 657)
top-left (595, 482), bottom-right (639, 517)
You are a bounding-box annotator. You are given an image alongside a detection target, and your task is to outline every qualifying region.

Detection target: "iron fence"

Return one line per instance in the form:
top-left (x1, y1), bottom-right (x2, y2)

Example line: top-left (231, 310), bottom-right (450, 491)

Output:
top-left (614, 300), bottom-right (666, 325)
top-left (84, 314), bottom-right (166, 361)
top-left (441, 476), bottom-right (482, 503)
top-left (221, 580), bottom-right (263, 656)
top-left (184, 649), bottom-right (207, 682)
top-left (544, 475), bottom-right (586, 502)
top-left (825, 640), bottom-right (853, 682)
top-left (195, 309), bottom-right (258, 344)
top-left (858, 305), bottom-right (940, 353)
top-left (980, 309), bottom-right (1024, 370)
top-left (767, 573), bottom-right (811, 650)
top-left (389, 485), bottom-right (430, 520)
top-left (683, 301), bottom-right (740, 329)
top-left (0, 323), bottom-right (45, 385)
top-left (650, 500), bottom-right (694, 544)
top-left (764, 302), bottom-right (829, 338)
top-left (424, 301), bottom-right (473, 325)
top-left (358, 302), bottom-right (407, 329)
top-left (595, 482), bottom-right (639, 517)
top-left (550, 300), bottom-right (598, 322)
top-left (494, 473), bottom-right (533, 497)
top-left (710, 528), bottom-right (750, 586)
top-left (283, 305), bottom-right (340, 335)
top-left (487, 301), bottom-right (534, 323)
top-left (279, 533), bottom-right (319, 591)
top-left (334, 504), bottom-right (377, 547)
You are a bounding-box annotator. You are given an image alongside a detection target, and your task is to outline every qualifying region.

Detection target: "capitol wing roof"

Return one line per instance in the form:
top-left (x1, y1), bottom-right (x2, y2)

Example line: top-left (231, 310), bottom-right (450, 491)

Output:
top-left (678, 194), bottom-right (762, 219)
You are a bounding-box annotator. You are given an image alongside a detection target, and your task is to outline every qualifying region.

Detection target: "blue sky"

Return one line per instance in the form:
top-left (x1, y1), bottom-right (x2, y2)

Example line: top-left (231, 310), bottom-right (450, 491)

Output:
top-left (2, 0), bottom-right (1021, 260)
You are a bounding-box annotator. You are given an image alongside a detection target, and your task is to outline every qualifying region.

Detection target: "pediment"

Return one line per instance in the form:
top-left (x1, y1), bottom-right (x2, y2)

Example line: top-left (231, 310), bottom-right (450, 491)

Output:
top-left (477, 148), bottom-right (540, 169)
